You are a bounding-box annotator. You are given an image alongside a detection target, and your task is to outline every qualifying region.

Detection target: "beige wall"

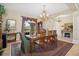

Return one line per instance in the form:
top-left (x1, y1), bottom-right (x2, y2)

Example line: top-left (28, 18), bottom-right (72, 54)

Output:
top-left (2, 11), bottom-right (23, 33)
top-left (2, 10), bottom-right (73, 33)
top-left (42, 15), bottom-right (73, 37)
top-left (2, 10), bottom-right (79, 44)
top-left (43, 18), bottom-right (55, 30)
top-left (42, 15), bottom-right (73, 30)
top-left (56, 16), bottom-right (73, 37)
top-left (58, 16), bottom-right (73, 30)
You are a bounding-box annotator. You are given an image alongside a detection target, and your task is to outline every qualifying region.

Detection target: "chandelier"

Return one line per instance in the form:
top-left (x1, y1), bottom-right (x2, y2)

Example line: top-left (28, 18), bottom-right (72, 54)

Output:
top-left (40, 5), bottom-right (49, 20)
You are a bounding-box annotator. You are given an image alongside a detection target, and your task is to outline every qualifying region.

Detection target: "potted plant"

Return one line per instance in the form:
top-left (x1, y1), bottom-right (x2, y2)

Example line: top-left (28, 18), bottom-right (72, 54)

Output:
top-left (0, 4), bottom-right (5, 20)
top-left (0, 4), bottom-right (6, 55)
top-left (0, 47), bottom-right (4, 55)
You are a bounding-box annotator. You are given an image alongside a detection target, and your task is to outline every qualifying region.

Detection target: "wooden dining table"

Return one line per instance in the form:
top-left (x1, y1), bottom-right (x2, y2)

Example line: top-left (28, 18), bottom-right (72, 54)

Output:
top-left (25, 33), bottom-right (57, 53)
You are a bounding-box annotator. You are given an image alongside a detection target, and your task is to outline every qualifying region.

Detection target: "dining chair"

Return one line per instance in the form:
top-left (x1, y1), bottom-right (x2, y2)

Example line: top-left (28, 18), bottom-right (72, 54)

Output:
top-left (47, 31), bottom-right (53, 41)
top-left (52, 30), bottom-right (58, 47)
top-left (34, 32), bottom-right (47, 49)
top-left (47, 31), bottom-right (56, 46)
top-left (20, 33), bottom-right (30, 55)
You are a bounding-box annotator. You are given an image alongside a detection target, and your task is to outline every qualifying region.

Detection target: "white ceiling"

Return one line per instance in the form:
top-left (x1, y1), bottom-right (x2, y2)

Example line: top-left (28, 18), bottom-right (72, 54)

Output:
top-left (1, 3), bottom-right (77, 17)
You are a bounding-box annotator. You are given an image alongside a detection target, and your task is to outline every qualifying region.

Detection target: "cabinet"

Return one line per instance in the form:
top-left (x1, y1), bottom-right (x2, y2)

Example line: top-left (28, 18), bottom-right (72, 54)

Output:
top-left (6, 33), bottom-right (16, 43)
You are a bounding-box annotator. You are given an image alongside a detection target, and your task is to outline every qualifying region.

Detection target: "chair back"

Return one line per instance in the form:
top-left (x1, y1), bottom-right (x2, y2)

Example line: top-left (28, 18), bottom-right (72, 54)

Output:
top-left (47, 31), bottom-right (55, 43)
top-left (48, 31), bottom-right (53, 36)
top-left (52, 30), bottom-right (58, 41)
top-left (20, 34), bottom-right (30, 54)
top-left (52, 30), bottom-right (57, 37)
top-left (38, 32), bottom-right (46, 43)
top-left (40, 32), bottom-right (46, 37)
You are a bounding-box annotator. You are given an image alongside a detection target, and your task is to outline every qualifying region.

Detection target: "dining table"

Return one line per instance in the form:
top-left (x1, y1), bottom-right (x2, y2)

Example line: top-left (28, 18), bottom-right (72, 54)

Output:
top-left (25, 33), bottom-right (57, 53)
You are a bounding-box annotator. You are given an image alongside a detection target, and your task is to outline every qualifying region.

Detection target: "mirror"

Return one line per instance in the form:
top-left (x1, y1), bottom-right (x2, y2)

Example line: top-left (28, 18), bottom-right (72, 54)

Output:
top-left (24, 20), bottom-right (31, 32)
top-left (6, 19), bottom-right (16, 32)
top-left (22, 18), bottom-right (37, 36)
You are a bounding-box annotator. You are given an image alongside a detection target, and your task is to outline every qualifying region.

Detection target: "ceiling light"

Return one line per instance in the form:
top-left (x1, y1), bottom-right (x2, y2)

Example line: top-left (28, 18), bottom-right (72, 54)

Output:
top-left (40, 5), bottom-right (49, 20)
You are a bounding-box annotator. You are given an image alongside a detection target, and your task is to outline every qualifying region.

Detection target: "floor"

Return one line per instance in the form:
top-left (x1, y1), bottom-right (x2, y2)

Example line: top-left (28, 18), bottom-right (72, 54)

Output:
top-left (66, 44), bottom-right (79, 56)
top-left (2, 43), bottom-right (11, 56)
top-left (58, 36), bottom-right (79, 56)
top-left (2, 40), bottom-right (21, 56)
top-left (2, 37), bottom-right (79, 56)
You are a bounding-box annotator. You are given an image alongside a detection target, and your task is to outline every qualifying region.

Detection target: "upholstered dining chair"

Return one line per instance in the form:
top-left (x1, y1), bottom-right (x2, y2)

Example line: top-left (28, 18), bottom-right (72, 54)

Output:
top-left (20, 33), bottom-right (30, 55)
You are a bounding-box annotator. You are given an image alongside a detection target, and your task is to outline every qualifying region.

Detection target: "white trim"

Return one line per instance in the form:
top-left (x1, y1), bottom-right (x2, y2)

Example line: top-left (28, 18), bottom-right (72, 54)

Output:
top-left (72, 40), bottom-right (79, 44)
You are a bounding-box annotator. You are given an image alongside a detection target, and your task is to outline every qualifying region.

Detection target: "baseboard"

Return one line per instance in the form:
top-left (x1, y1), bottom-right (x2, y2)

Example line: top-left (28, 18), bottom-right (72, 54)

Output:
top-left (72, 40), bottom-right (79, 44)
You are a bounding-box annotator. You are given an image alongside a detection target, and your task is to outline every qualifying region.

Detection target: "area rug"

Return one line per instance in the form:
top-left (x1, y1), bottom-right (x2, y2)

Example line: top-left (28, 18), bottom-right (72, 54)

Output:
top-left (11, 40), bottom-right (73, 56)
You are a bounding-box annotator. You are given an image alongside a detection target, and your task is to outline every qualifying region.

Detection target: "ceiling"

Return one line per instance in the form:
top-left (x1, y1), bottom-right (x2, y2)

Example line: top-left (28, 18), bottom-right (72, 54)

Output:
top-left (1, 3), bottom-right (78, 18)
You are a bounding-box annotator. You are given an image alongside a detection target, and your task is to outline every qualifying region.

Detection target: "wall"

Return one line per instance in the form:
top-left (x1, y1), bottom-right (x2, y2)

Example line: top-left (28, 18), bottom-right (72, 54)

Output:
top-left (43, 18), bottom-right (55, 30)
top-left (57, 16), bottom-right (73, 37)
top-left (41, 12), bottom-right (79, 44)
top-left (2, 10), bottom-right (25, 33)
top-left (2, 9), bottom-right (79, 44)
top-left (58, 16), bottom-right (73, 27)
top-left (2, 10), bottom-right (39, 41)
top-left (73, 11), bottom-right (79, 44)
top-left (42, 15), bottom-right (73, 37)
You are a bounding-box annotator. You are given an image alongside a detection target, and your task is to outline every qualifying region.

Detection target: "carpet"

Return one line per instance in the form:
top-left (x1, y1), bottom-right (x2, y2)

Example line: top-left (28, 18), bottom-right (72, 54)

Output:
top-left (11, 40), bottom-right (73, 56)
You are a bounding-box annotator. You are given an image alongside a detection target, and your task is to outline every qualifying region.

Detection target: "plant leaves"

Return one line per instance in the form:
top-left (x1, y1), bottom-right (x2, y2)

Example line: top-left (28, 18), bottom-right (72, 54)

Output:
top-left (0, 4), bottom-right (5, 15)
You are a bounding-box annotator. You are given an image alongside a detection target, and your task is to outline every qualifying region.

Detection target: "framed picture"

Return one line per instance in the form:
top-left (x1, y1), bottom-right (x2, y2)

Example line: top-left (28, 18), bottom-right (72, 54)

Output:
top-left (6, 19), bottom-right (16, 32)
top-left (64, 23), bottom-right (73, 32)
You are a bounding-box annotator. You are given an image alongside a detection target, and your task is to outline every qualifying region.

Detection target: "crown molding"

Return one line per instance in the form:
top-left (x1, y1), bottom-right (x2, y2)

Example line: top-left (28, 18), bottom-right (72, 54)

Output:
top-left (66, 3), bottom-right (77, 11)
top-left (46, 4), bottom-right (77, 19)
